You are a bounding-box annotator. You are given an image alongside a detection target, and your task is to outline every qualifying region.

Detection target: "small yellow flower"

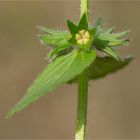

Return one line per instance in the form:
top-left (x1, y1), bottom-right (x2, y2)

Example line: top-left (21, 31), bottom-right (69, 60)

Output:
top-left (75, 30), bottom-right (90, 46)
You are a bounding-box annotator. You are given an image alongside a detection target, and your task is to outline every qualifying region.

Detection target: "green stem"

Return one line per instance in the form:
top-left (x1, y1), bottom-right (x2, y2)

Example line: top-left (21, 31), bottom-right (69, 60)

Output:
top-left (75, 69), bottom-right (88, 140)
top-left (75, 0), bottom-right (89, 140)
top-left (80, 0), bottom-right (89, 18)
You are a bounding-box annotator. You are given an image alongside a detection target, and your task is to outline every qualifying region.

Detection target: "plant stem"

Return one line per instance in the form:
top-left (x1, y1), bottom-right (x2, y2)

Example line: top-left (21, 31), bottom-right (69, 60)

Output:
top-left (75, 69), bottom-right (88, 140)
top-left (80, 0), bottom-right (89, 18)
top-left (75, 1), bottom-right (89, 140)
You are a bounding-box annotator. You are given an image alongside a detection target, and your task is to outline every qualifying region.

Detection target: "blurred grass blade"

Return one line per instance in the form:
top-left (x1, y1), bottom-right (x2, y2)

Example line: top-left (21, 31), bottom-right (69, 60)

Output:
top-left (7, 49), bottom-right (96, 118)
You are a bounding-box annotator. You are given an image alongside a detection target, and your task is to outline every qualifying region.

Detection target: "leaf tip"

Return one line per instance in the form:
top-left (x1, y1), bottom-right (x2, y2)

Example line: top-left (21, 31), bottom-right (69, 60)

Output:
top-left (67, 20), bottom-right (72, 27)
top-left (5, 109), bottom-right (16, 119)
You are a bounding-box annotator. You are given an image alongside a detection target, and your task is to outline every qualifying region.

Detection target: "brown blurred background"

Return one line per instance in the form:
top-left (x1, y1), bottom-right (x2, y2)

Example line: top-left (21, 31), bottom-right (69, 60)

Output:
top-left (0, 1), bottom-right (139, 139)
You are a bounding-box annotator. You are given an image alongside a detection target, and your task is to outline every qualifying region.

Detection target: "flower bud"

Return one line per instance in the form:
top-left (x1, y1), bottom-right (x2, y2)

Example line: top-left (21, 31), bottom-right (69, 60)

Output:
top-left (75, 29), bottom-right (90, 46)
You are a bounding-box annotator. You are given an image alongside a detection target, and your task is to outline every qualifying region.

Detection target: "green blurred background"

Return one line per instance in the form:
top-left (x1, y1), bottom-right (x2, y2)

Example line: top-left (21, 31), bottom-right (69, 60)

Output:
top-left (0, 1), bottom-right (139, 139)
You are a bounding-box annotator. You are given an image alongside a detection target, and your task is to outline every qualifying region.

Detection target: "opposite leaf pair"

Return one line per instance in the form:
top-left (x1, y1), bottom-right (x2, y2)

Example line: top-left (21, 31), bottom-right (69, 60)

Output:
top-left (6, 13), bottom-right (133, 118)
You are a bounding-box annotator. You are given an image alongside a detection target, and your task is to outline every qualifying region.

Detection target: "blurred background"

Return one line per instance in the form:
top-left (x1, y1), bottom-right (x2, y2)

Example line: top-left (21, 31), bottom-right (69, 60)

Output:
top-left (0, 0), bottom-right (139, 139)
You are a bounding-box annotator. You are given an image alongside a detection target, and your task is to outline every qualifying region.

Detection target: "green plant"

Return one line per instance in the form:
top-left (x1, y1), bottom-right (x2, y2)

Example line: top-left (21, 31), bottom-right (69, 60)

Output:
top-left (6, 0), bottom-right (133, 140)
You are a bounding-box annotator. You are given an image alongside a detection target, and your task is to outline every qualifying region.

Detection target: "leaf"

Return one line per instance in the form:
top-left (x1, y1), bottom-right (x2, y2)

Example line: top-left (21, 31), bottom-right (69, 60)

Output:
top-left (39, 30), bottom-right (71, 48)
top-left (88, 56), bottom-right (133, 79)
top-left (78, 13), bottom-right (88, 29)
top-left (108, 39), bottom-right (129, 47)
top-left (106, 27), bottom-right (115, 33)
top-left (93, 36), bottom-right (120, 60)
top-left (39, 27), bottom-right (73, 58)
top-left (97, 31), bottom-right (129, 47)
top-left (7, 49), bottom-right (96, 118)
top-left (38, 26), bottom-right (60, 35)
top-left (109, 31), bottom-right (129, 38)
top-left (100, 46), bottom-right (120, 60)
top-left (67, 13), bottom-right (88, 35)
top-left (95, 18), bottom-right (103, 28)
top-left (48, 45), bottom-right (73, 58)
top-left (68, 56), bottom-right (133, 83)
top-left (67, 20), bottom-right (79, 35)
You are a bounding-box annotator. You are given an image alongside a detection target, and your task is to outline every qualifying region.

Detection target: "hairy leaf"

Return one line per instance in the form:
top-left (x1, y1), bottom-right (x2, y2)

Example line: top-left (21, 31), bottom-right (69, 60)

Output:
top-left (39, 30), bottom-right (71, 48)
top-left (38, 26), bottom-right (61, 34)
top-left (98, 31), bottom-right (129, 47)
top-left (109, 31), bottom-right (129, 38)
top-left (7, 49), bottom-right (96, 118)
top-left (95, 18), bottom-right (104, 28)
top-left (106, 27), bottom-right (115, 33)
top-left (93, 37), bottom-right (120, 60)
top-left (100, 46), bottom-right (120, 60)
